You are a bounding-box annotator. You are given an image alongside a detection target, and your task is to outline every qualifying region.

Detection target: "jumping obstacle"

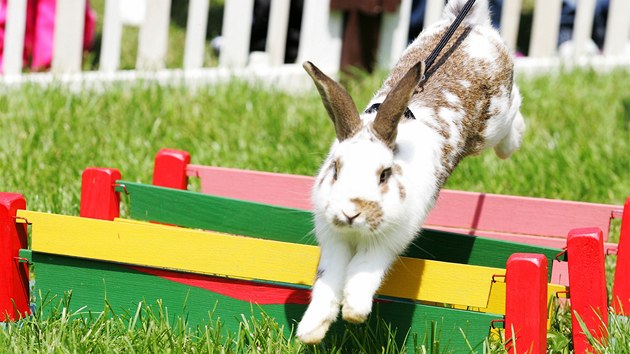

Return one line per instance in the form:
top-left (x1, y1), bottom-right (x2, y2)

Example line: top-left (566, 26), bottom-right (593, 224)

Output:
top-left (1, 148), bottom-right (628, 353)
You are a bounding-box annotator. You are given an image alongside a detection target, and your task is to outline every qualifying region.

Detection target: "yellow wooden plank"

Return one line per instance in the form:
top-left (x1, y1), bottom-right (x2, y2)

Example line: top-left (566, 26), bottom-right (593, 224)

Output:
top-left (115, 217), bottom-right (504, 309)
top-left (20, 210), bottom-right (502, 309)
top-left (463, 282), bottom-right (567, 314)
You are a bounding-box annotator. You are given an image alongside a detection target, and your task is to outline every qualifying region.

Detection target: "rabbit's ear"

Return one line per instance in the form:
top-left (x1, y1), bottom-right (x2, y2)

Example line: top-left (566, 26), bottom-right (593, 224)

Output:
top-left (373, 61), bottom-right (425, 147)
top-left (303, 61), bottom-right (361, 141)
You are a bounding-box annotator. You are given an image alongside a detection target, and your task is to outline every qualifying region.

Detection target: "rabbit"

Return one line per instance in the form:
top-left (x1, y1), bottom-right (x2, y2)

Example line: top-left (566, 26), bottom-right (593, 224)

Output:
top-left (296, 0), bottom-right (525, 344)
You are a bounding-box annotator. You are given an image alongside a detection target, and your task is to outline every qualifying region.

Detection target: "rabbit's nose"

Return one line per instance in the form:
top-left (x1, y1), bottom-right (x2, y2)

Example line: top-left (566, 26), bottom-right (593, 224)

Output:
top-left (342, 211), bottom-right (361, 225)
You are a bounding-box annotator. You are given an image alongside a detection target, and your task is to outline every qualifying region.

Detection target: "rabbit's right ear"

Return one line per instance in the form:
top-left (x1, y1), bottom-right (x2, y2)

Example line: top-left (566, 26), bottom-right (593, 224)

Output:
top-left (303, 61), bottom-right (361, 141)
top-left (373, 61), bottom-right (425, 147)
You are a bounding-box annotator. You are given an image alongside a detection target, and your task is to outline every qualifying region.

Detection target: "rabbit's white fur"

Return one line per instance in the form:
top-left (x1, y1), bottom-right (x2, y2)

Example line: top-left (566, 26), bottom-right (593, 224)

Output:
top-left (297, 0), bottom-right (524, 344)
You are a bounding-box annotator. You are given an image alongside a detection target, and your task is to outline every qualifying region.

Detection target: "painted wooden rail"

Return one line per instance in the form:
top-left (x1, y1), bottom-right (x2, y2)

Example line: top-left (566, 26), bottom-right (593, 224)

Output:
top-left (2, 0), bottom-right (629, 88)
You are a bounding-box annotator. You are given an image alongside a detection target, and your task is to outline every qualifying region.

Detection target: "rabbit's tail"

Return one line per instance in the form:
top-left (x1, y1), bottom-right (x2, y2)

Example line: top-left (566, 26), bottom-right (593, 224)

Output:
top-left (494, 85), bottom-right (525, 159)
top-left (443, 0), bottom-right (492, 27)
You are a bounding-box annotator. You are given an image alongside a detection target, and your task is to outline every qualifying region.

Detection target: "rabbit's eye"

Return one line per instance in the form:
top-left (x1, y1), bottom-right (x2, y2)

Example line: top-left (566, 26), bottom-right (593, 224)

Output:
top-left (332, 161), bottom-right (339, 181)
top-left (379, 167), bottom-right (392, 185)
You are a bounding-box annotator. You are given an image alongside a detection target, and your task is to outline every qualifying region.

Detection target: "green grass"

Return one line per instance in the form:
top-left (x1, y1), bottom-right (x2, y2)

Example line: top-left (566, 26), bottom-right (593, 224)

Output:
top-left (1, 68), bottom-right (629, 352)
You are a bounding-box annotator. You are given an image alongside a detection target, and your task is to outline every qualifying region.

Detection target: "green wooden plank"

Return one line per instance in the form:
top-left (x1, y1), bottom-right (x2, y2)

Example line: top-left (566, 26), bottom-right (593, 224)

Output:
top-left (121, 181), bottom-right (316, 245)
top-left (32, 252), bottom-right (500, 351)
top-left (120, 181), bottom-right (563, 279)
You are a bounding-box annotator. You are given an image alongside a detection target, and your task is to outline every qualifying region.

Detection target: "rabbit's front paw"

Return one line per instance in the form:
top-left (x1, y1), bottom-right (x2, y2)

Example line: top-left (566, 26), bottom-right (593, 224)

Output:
top-left (296, 313), bottom-right (332, 344)
top-left (341, 292), bottom-right (373, 324)
top-left (297, 299), bottom-right (339, 344)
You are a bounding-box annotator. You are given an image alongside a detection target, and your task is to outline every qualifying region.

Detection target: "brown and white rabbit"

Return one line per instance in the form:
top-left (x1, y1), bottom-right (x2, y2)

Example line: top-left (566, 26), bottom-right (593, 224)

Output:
top-left (297, 0), bottom-right (525, 344)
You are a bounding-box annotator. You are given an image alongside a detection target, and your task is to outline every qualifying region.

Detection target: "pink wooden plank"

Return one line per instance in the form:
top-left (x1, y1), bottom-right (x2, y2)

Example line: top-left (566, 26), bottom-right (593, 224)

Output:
top-left (186, 165), bottom-right (314, 211)
top-left (428, 190), bottom-right (616, 240)
top-left (505, 254), bottom-right (548, 354)
top-left (551, 261), bottom-right (569, 286)
top-left (186, 165), bottom-right (619, 241)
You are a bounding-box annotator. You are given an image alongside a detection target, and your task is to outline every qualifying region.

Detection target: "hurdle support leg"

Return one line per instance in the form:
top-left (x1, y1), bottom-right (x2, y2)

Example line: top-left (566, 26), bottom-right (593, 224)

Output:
top-left (567, 228), bottom-right (608, 353)
top-left (613, 197), bottom-right (630, 314)
top-left (0, 193), bottom-right (30, 321)
top-left (80, 168), bottom-right (122, 220)
top-left (153, 148), bottom-right (190, 189)
top-left (504, 253), bottom-right (548, 354)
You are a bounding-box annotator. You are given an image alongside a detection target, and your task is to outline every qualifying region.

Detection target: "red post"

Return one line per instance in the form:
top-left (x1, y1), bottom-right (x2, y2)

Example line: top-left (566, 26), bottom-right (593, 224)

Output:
top-left (0, 193), bottom-right (30, 321)
top-left (80, 168), bottom-right (122, 220)
top-left (613, 197), bottom-right (630, 314)
top-left (567, 228), bottom-right (608, 353)
top-left (504, 253), bottom-right (548, 354)
top-left (152, 149), bottom-right (190, 190)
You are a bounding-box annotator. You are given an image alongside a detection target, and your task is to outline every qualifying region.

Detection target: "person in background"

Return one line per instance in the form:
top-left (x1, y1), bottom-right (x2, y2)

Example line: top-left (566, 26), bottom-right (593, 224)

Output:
top-left (558, 0), bottom-right (609, 56)
top-left (0, 0), bottom-right (96, 73)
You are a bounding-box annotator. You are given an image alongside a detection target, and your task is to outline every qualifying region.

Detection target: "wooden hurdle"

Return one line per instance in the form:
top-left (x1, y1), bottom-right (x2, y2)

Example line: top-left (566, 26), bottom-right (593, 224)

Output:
top-left (1, 148), bottom-right (627, 353)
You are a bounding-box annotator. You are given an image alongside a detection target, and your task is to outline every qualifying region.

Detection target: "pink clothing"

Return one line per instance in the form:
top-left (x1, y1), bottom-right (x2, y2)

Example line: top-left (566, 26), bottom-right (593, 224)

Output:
top-left (0, 0), bottom-right (96, 72)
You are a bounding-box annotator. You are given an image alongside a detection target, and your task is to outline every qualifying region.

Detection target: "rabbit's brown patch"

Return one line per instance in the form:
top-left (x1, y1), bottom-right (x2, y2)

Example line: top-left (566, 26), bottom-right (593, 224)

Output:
top-left (392, 163), bottom-right (403, 176)
top-left (332, 158), bottom-right (342, 182)
top-left (437, 142), bottom-right (456, 187)
top-left (380, 181), bottom-right (389, 195)
top-left (350, 198), bottom-right (383, 230)
top-left (397, 181), bottom-right (407, 200)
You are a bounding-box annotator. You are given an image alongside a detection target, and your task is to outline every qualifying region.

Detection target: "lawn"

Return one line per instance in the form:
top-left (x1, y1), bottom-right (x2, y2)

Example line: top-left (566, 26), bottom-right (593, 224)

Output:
top-left (1, 67), bottom-right (629, 352)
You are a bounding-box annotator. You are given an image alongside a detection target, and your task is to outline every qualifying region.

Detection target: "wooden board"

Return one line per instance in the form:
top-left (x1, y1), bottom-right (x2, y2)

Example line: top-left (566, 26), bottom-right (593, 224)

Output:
top-left (186, 165), bottom-right (618, 240)
top-left (119, 181), bottom-right (563, 280)
top-left (21, 210), bottom-right (504, 309)
top-left (466, 280), bottom-right (566, 320)
top-left (31, 252), bottom-right (501, 352)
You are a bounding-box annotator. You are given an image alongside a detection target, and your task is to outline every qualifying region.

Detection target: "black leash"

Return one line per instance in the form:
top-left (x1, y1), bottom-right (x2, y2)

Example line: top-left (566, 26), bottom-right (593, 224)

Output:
top-left (424, 0), bottom-right (477, 75)
top-left (364, 0), bottom-right (478, 118)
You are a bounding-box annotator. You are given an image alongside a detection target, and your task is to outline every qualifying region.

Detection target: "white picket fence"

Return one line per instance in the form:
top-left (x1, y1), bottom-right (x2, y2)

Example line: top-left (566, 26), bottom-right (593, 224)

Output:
top-left (2, 0), bottom-right (629, 90)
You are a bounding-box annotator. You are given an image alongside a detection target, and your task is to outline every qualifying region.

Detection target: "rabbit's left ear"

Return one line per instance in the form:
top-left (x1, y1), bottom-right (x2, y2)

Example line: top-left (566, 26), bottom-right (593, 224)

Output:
top-left (303, 61), bottom-right (361, 141)
top-left (373, 61), bottom-right (425, 147)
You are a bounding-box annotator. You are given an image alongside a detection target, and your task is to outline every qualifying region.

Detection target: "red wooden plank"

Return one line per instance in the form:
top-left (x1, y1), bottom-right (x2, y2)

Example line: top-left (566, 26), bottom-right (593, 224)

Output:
top-left (567, 228), bottom-right (608, 354)
top-left (0, 193), bottom-right (30, 321)
top-left (153, 149), bottom-right (190, 190)
top-left (613, 197), bottom-right (630, 314)
top-left (128, 265), bottom-right (311, 305)
top-left (504, 253), bottom-right (548, 354)
top-left (185, 165), bottom-right (618, 240)
top-left (80, 168), bottom-right (121, 220)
